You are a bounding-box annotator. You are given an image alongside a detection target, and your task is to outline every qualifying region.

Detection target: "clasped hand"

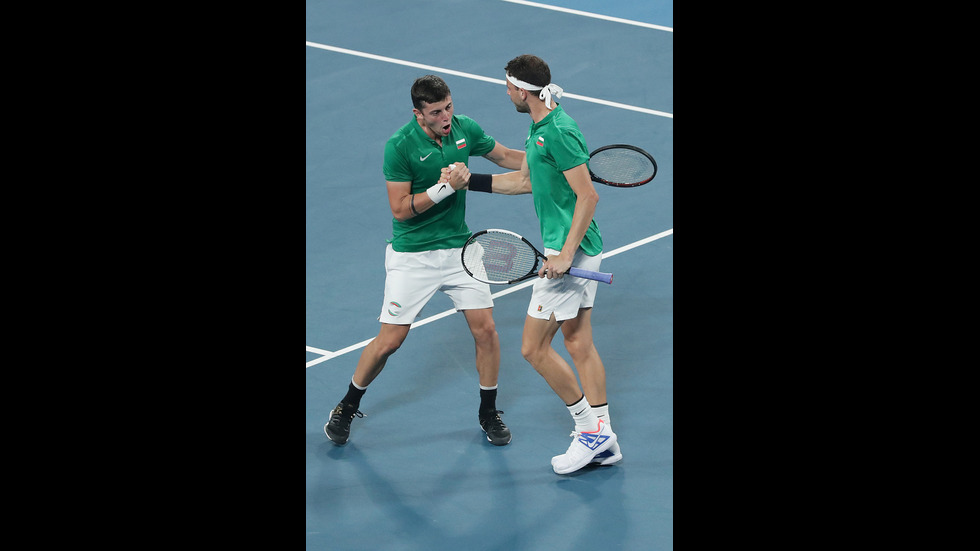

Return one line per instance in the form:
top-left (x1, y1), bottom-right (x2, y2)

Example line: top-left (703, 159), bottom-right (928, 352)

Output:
top-left (439, 163), bottom-right (471, 190)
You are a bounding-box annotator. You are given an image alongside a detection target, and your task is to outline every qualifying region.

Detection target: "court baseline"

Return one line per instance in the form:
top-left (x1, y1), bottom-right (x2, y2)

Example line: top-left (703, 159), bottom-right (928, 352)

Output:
top-left (499, 0), bottom-right (673, 31)
top-left (305, 42), bottom-right (673, 119)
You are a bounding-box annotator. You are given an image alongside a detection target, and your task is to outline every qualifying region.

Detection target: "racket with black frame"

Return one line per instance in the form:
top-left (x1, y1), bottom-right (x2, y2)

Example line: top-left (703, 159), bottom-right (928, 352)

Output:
top-left (461, 229), bottom-right (613, 285)
top-left (588, 144), bottom-right (658, 188)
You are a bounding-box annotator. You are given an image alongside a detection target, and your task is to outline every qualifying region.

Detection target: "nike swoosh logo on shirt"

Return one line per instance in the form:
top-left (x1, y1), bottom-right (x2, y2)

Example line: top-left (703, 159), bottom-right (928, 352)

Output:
top-left (420, 152), bottom-right (433, 161)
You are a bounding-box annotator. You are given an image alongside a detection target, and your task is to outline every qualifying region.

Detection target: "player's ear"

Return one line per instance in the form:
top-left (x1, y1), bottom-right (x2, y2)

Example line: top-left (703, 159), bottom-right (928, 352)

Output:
top-left (413, 108), bottom-right (422, 119)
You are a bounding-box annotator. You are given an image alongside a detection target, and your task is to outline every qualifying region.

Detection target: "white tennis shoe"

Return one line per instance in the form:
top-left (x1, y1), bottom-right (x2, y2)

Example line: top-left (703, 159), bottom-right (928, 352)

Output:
top-left (591, 440), bottom-right (623, 466)
top-left (551, 419), bottom-right (617, 474)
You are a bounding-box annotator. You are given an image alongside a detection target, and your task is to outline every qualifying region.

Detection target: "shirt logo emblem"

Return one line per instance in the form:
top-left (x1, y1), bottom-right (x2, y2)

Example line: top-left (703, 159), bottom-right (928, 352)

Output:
top-left (535, 136), bottom-right (545, 147)
top-left (419, 152), bottom-right (433, 161)
top-left (456, 138), bottom-right (467, 150)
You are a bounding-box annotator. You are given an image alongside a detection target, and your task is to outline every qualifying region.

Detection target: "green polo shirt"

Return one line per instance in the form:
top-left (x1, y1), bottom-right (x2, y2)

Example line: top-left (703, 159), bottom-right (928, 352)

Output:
top-left (524, 105), bottom-right (602, 256)
top-left (383, 115), bottom-right (496, 252)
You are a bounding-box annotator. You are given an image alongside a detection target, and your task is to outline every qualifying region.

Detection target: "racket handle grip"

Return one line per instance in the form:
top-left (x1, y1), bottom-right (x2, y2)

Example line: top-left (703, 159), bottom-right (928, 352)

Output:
top-left (568, 267), bottom-right (613, 284)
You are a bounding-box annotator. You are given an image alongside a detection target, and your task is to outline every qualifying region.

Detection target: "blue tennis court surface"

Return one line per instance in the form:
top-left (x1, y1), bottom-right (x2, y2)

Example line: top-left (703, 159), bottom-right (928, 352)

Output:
top-left (307, 1), bottom-right (672, 548)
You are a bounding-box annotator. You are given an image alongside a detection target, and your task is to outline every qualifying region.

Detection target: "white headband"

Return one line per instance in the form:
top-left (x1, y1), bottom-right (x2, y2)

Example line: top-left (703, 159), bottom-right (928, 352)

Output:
top-left (506, 74), bottom-right (564, 109)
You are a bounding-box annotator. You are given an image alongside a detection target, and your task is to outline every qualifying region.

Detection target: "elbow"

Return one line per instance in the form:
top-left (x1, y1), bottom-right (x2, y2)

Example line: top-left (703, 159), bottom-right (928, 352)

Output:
top-left (583, 188), bottom-right (599, 207)
top-left (520, 176), bottom-right (533, 195)
top-left (576, 189), bottom-right (599, 216)
top-left (391, 204), bottom-right (412, 222)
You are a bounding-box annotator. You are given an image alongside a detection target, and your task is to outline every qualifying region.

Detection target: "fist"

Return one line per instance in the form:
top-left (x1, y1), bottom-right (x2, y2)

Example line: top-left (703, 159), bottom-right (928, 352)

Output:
top-left (445, 162), bottom-right (471, 190)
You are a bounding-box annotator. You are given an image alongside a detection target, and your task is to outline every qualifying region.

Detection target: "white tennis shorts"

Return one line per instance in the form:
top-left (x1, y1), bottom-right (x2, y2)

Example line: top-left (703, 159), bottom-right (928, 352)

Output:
top-left (527, 248), bottom-right (601, 322)
top-left (379, 244), bottom-right (494, 324)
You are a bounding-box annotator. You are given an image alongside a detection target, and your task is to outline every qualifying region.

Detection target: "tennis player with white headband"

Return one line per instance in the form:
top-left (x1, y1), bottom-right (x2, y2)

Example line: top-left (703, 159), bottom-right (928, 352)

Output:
top-left (456, 54), bottom-right (622, 474)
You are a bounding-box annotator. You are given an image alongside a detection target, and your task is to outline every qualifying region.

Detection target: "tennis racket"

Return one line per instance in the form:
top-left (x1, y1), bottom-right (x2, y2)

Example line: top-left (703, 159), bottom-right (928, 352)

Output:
top-left (461, 229), bottom-right (613, 285)
top-left (588, 144), bottom-right (658, 188)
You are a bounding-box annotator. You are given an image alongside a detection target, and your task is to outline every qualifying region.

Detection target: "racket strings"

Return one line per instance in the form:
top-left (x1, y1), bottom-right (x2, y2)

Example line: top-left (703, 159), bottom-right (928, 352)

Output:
top-left (589, 149), bottom-right (655, 184)
top-left (464, 232), bottom-right (537, 283)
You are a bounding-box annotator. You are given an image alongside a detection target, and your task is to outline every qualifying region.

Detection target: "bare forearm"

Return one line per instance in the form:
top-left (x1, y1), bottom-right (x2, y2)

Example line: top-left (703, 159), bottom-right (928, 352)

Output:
top-left (391, 190), bottom-right (437, 221)
top-left (560, 193), bottom-right (598, 257)
top-left (559, 163), bottom-right (600, 259)
top-left (490, 171), bottom-right (532, 195)
top-left (388, 170), bottom-right (463, 221)
top-left (474, 152), bottom-right (531, 195)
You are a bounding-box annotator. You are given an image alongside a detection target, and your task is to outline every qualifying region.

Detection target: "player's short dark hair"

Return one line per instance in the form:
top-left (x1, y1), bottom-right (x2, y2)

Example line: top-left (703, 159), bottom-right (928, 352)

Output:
top-left (411, 75), bottom-right (451, 110)
top-left (504, 54), bottom-right (551, 88)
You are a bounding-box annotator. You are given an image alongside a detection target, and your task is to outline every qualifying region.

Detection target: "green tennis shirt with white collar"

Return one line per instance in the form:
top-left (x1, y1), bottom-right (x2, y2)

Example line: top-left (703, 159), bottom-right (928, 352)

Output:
top-left (524, 105), bottom-right (603, 256)
top-left (383, 114), bottom-right (496, 252)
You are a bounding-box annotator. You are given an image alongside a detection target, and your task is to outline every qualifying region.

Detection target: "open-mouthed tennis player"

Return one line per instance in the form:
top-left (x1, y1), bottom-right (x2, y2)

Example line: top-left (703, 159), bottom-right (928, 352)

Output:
top-left (323, 75), bottom-right (525, 447)
top-left (458, 54), bottom-right (622, 474)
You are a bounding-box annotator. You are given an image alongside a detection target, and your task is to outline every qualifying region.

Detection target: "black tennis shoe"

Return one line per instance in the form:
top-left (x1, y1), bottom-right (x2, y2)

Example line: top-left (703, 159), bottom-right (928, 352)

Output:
top-left (324, 402), bottom-right (364, 445)
top-left (479, 409), bottom-right (512, 446)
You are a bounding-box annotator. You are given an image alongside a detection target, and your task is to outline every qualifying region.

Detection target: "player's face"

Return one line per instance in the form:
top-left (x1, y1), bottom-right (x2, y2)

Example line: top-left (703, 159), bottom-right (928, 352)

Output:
top-left (506, 79), bottom-right (530, 114)
top-left (414, 96), bottom-right (454, 139)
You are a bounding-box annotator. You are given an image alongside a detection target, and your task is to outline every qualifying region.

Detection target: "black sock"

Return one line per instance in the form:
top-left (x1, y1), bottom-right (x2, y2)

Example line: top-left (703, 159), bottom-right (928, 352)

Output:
top-left (342, 381), bottom-right (366, 408)
top-left (479, 387), bottom-right (497, 415)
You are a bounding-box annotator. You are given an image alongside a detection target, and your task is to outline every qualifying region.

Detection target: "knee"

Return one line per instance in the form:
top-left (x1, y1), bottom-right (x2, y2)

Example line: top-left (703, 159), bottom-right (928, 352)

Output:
top-left (521, 340), bottom-right (543, 367)
top-left (563, 334), bottom-right (590, 359)
top-left (374, 333), bottom-right (405, 358)
top-left (470, 318), bottom-right (499, 347)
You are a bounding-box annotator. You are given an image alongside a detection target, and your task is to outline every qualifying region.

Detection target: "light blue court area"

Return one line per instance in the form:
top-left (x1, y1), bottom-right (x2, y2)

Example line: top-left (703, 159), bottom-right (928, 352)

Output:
top-left (307, 1), bottom-right (672, 549)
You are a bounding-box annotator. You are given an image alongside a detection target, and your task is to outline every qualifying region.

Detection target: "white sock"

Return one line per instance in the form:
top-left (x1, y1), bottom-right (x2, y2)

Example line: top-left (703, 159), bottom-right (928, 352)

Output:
top-left (566, 395), bottom-right (600, 432)
top-left (590, 403), bottom-right (620, 458)
top-left (592, 404), bottom-right (610, 428)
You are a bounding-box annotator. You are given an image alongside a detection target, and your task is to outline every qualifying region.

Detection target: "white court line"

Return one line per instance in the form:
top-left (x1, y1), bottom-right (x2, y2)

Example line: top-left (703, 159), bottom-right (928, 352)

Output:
top-left (306, 228), bottom-right (673, 368)
top-left (305, 42), bottom-right (673, 119)
top-left (603, 228), bottom-right (673, 258)
top-left (500, 0), bottom-right (673, 32)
